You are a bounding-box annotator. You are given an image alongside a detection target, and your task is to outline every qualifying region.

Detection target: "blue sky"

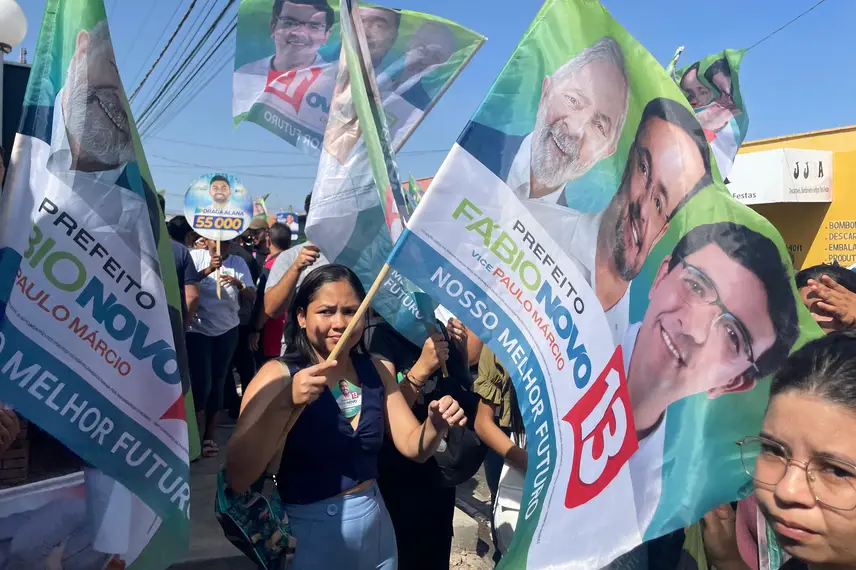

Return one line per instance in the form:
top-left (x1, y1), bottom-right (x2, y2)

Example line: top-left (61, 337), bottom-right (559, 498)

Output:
top-left (14, 0), bottom-right (855, 214)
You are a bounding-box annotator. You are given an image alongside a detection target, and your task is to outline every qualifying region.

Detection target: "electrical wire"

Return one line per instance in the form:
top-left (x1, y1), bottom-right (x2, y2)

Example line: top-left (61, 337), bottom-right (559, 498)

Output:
top-left (120, 1), bottom-right (160, 66)
top-left (747, 0), bottom-right (829, 51)
top-left (128, 1), bottom-right (187, 88)
top-left (143, 48), bottom-right (236, 139)
top-left (149, 136), bottom-right (453, 158)
top-left (134, 0), bottom-right (218, 112)
top-left (139, 19), bottom-right (236, 137)
top-left (140, 24), bottom-right (236, 136)
top-left (148, 154), bottom-right (319, 180)
top-left (135, 2), bottom-right (236, 127)
top-left (129, 0), bottom-right (200, 102)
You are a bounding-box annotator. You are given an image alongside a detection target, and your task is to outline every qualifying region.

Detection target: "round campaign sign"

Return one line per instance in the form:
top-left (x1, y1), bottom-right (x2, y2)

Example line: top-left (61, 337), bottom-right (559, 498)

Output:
top-left (184, 173), bottom-right (253, 241)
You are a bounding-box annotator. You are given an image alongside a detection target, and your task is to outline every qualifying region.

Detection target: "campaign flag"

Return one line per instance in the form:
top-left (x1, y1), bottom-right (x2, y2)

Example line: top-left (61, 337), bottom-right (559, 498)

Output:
top-left (0, 1), bottom-right (191, 568)
top-left (252, 193), bottom-right (270, 220)
top-left (232, 0), bottom-right (484, 156)
top-left (304, 0), bottom-right (472, 345)
top-left (387, 0), bottom-right (818, 567)
top-left (276, 210), bottom-right (301, 240)
top-left (671, 48), bottom-right (749, 180)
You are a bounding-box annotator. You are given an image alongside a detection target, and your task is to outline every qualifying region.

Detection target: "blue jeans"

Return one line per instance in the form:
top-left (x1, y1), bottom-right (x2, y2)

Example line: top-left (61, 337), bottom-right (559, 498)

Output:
top-left (285, 483), bottom-right (397, 570)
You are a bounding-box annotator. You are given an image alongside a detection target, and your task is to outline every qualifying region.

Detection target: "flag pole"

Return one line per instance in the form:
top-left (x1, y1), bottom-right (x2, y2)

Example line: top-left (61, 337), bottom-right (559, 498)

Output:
top-left (328, 264), bottom-right (392, 362)
top-left (391, 37), bottom-right (486, 154)
top-left (216, 238), bottom-right (222, 300)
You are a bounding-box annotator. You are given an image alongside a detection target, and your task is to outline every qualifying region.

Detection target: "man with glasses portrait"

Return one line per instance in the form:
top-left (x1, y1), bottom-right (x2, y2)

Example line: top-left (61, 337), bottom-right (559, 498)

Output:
top-left (625, 221), bottom-right (801, 533)
top-left (236, 0), bottom-right (335, 75)
top-left (527, 97), bottom-right (713, 343)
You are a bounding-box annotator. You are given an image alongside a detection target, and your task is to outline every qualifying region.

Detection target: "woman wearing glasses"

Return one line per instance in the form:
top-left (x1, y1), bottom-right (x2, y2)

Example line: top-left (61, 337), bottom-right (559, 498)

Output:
top-left (713, 331), bottom-right (856, 570)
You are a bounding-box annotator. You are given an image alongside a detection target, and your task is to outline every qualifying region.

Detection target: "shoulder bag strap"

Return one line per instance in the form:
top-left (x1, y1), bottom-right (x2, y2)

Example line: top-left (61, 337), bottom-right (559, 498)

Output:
top-left (266, 361), bottom-right (306, 475)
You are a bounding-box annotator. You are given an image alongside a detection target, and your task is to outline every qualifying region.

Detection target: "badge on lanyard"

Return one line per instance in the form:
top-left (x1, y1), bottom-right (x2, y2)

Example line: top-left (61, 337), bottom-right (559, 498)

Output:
top-left (333, 379), bottom-right (362, 419)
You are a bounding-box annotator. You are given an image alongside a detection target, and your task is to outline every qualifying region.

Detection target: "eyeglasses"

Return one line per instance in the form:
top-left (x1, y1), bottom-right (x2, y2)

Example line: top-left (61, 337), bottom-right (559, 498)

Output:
top-left (677, 260), bottom-right (759, 377)
top-left (275, 16), bottom-right (326, 32)
top-left (738, 436), bottom-right (856, 511)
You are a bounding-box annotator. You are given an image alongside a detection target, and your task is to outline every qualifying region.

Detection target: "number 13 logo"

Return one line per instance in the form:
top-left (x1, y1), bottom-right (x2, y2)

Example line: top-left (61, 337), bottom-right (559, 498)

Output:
top-left (562, 347), bottom-right (638, 509)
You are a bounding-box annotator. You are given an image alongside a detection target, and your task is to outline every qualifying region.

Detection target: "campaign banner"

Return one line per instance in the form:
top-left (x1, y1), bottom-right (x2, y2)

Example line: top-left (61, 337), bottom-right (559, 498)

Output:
top-left (276, 211), bottom-right (300, 240)
top-left (387, 1), bottom-right (818, 567)
top-left (252, 193), bottom-right (270, 220)
top-left (305, 0), bottom-right (448, 345)
top-left (233, 0), bottom-right (484, 155)
top-left (0, 1), bottom-right (190, 568)
top-left (184, 173), bottom-right (254, 241)
top-left (671, 48), bottom-right (749, 180)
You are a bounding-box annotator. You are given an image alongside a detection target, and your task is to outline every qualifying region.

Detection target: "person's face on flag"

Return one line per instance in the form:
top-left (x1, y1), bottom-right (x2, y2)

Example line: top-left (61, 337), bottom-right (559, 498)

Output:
top-left (323, 64), bottom-right (361, 164)
top-left (632, 243), bottom-right (775, 412)
top-left (209, 179), bottom-right (232, 204)
top-left (530, 49), bottom-right (627, 193)
top-left (403, 22), bottom-right (456, 75)
top-left (62, 21), bottom-right (134, 172)
top-left (271, 1), bottom-right (331, 67)
top-left (709, 69), bottom-right (733, 99)
top-left (606, 113), bottom-right (707, 282)
top-left (360, 7), bottom-right (399, 66)
top-left (679, 67), bottom-right (714, 109)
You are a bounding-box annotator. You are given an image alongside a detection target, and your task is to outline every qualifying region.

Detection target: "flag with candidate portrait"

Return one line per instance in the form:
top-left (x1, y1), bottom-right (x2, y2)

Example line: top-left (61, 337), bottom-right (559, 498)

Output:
top-left (304, 0), bottom-right (438, 346)
top-left (386, 0), bottom-right (818, 567)
top-left (233, 0), bottom-right (484, 155)
top-left (669, 48), bottom-right (749, 180)
top-left (0, 0), bottom-right (191, 567)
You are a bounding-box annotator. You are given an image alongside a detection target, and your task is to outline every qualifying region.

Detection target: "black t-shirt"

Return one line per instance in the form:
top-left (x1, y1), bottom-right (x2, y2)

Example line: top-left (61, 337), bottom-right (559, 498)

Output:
top-left (170, 240), bottom-right (201, 317)
top-left (365, 318), bottom-right (473, 487)
top-left (249, 252), bottom-right (280, 328)
top-left (779, 559), bottom-right (808, 570)
top-left (232, 244), bottom-right (261, 283)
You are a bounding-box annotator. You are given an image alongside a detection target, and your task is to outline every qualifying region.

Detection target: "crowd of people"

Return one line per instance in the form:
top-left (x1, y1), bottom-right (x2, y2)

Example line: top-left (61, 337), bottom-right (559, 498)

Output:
top-left (157, 188), bottom-right (856, 570)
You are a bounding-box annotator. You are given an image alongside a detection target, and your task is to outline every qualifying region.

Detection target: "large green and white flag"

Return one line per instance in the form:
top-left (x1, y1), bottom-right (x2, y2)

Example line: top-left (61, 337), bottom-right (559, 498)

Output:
top-left (670, 48), bottom-right (749, 179)
top-left (386, 0), bottom-right (816, 567)
top-left (305, 0), bottom-right (482, 345)
top-left (0, 1), bottom-right (191, 567)
top-left (232, 0), bottom-right (484, 156)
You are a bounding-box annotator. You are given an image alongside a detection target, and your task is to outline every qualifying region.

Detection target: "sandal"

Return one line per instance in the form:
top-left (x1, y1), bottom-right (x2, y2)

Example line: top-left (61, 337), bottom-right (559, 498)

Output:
top-left (202, 439), bottom-right (219, 458)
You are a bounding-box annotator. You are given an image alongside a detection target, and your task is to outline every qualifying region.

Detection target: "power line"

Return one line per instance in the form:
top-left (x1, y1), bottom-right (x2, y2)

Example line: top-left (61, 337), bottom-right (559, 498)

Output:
top-left (149, 136), bottom-right (452, 158)
top-left (136, 1), bottom-right (236, 126)
top-left (120, 1), bottom-right (160, 66)
top-left (148, 156), bottom-right (320, 181)
top-left (747, 0), bottom-right (830, 51)
top-left (139, 19), bottom-right (236, 137)
top-left (143, 48), bottom-right (235, 139)
top-left (135, 0), bottom-right (218, 112)
top-left (129, 0), bottom-right (199, 102)
top-left (128, 1), bottom-right (186, 88)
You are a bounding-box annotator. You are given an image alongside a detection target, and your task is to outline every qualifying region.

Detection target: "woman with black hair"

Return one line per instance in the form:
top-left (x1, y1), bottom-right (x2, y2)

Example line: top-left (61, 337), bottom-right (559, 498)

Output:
top-left (722, 331), bottom-right (856, 570)
top-left (226, 264), bottom-right (467, 570)
top-left (365, 308), bottom-right (477, 570)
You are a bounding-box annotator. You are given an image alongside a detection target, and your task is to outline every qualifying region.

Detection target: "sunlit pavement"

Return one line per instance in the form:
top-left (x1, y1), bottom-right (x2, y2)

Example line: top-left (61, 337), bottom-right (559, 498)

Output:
top-left (169, 425), bottom-right (495, 569)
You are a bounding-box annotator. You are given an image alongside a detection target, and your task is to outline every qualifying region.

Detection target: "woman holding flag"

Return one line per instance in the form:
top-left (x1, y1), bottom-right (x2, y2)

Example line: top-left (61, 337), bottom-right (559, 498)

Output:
top-left (227, 265), bottom-right (468, 569)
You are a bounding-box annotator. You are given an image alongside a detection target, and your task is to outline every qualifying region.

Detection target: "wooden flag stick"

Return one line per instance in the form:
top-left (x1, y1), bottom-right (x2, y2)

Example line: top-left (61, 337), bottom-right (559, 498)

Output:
top-left (326, 263), bottom-right (448, 378)
top-left (216, 239), bottom-right (222, 300)
top-left (328, 264), bottom-right (391, 364)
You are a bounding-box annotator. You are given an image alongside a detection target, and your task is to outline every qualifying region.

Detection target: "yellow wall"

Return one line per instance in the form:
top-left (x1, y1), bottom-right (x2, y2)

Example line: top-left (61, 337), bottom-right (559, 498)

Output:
top-left (738, 126), bottom-right (856, 270)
